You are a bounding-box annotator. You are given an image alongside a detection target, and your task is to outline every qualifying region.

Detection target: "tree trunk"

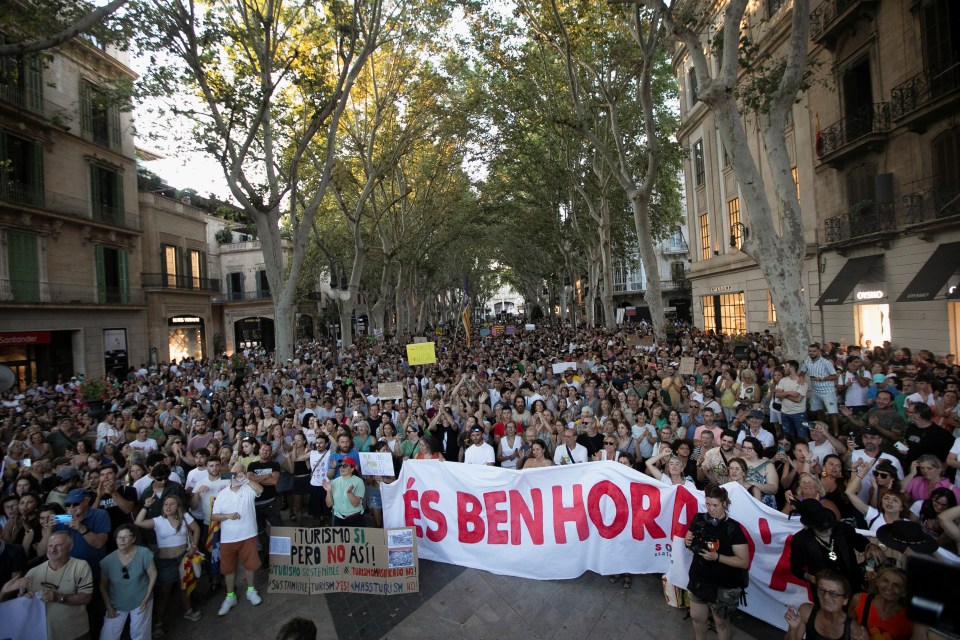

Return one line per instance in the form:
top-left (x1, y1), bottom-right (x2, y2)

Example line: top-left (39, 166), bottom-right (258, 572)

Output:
top-left (598, 203), bottom-right (615, 329)
top-left (630, 193), bottom-right (666, 341)
top-left (339, 299), bottom-right (354, 347)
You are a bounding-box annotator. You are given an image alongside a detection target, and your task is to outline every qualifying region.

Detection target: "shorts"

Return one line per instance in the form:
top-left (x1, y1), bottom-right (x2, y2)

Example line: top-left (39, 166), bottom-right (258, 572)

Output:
top-left (809, 390), bottom-right (839, 414)
top-left (366, 488), bottom-right (382, 509)
top-left (220, 536), bottom-right (261, 574)
top-left (688, 580), bottom-right (742, 619)
top-left (155, 552), bottom-right (185, 585)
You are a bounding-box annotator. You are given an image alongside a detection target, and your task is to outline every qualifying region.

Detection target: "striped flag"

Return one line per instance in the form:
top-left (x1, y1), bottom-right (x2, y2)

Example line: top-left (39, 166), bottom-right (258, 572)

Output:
top-left (462, 305), bottom-right (471, 348)
top-left (180, 551), bottom-right (204, 596)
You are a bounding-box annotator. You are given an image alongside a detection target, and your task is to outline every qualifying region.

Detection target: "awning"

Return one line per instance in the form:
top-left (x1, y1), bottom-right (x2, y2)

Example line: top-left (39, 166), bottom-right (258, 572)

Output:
top-left (816, 254), bottom-right (884, 306)
top-left (896, 241), bottom-right (960, 302)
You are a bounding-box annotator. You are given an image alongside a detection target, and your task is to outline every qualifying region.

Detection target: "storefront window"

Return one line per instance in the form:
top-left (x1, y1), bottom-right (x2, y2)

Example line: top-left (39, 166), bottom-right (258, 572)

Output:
top-left (855, 304), bottom-right (891, 350)
top-left (701, 292), bottom-right (746, 334)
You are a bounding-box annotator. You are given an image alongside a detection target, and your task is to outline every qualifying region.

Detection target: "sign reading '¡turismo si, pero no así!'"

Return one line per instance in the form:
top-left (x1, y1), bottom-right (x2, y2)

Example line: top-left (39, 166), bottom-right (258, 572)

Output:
top-left (268, 526), bottom-right (419, 596)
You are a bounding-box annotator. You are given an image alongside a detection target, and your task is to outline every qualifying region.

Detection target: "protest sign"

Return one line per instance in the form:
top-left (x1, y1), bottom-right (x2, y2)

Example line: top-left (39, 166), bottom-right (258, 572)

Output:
top-left (524, 324), bottom-right (535, 331)
top-left (0, 595), bottom-right (47, 640)
top-left (624, 334), bottom-right (641, 346)
top-left (268, 526), bottom-right (418, 596)
top-left (639, 336), bottom-right (655, 347)
top-left (679, 357), bottom-right (696, 376)
top-left (383, 461), bottom-right (817, 631)
top-left (406, 342), bottom-right (436, 365)
top-left (479, 328), bottom-right (491, 337)
top-left (505, 325), bottom-right (516, 335)
top-left (413, 336), bottom-right (428, 343)
top-left (551, 361), bottom-right (577, 375)
top-left (377, 382), bottom-right (404, 401)
top-left (492, 325), bottom-right (504, 336)
top-left (359, 452), bottom-right (395, 476)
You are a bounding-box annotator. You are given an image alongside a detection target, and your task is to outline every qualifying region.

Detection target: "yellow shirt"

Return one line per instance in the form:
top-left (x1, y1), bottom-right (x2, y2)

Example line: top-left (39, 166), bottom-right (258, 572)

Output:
top-left (25, 557), bottom-right (93, 640)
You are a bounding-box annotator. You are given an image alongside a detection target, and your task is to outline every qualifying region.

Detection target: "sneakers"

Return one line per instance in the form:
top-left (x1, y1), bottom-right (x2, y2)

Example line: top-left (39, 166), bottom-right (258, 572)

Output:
top-left (218, 594), bottom-right (238, 616)
top-left (183, 609), bottom-right (202, 622)
top-left (246, 588), bottom-right (262, 606)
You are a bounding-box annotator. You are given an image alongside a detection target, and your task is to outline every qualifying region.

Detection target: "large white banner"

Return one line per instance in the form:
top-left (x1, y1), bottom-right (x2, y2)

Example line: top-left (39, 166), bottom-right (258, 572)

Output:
top-left (382, 460), bottom-right (814, 630)
top-left (0, 595), bottom-right (47, 640)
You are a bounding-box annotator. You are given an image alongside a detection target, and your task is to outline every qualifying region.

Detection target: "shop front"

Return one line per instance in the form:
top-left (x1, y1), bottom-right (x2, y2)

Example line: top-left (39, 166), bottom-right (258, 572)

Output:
top-left (168, 315), bottom-right (205, 362)
top-left (701, 288), bottom-right (746, 334)
top-left (817, 254), bottom-right (889, 348)
top-left (897, 241), bottom-right (960, 353)
top-left (0, 330), bottom-right (75, 388)
top-left (234, 316), bottom-right (275, 352)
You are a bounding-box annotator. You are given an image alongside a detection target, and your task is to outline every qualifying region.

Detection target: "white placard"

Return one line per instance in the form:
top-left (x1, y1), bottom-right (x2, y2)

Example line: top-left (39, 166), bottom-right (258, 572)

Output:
top-left (359, 451), bottom-right (395, 476)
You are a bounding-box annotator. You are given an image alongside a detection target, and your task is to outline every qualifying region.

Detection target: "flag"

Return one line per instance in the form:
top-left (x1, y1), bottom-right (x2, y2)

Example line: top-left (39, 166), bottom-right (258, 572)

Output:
top-left (815, 112), bottom-right (822, 156)
top-left (180, 550), bottom-right (204, 596)
top-left (462, 277), bottom-right (470, 308)
top-left (462, 305), bottom-right (471, 348)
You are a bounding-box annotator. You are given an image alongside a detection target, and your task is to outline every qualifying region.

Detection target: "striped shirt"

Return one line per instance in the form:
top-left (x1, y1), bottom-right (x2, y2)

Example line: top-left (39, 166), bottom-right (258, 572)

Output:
top-left (801, 356), bottom-right (837, 394)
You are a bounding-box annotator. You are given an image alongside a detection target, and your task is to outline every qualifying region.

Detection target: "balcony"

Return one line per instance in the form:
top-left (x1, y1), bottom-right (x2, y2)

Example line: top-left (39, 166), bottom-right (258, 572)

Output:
top-left (141, 273), bottom-right (221, 293)
top-left (899, 178), bottom-right (960, 227)
top-left (212, 290), bottom-right (273, 303)
top-left (817, 102), bottom-right (890, 167)
top-left (0, 186), bottom-right (140, 231)
top-left (0, 280), bottom-right (144, 305)
top-left (0, 82), bottom-right (70, 124)
top-left (810, 0), bottom-right (879, 49)
top-left (662, 240), bottom-right (689, 255)
top-left (823, 202), bottom-right (897, 245)
top-left (890, 60), bottom-right (960, 130)
top-left (219, 240), bottom-right (261, 253)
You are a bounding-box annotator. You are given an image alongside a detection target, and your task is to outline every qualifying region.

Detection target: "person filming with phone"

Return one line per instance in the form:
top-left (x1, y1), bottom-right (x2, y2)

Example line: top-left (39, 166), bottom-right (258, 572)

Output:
top-left (684, 484), bottom-right (750, 640)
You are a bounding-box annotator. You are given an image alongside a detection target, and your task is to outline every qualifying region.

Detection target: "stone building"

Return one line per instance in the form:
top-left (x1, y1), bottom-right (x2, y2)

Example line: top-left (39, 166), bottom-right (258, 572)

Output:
top-left (0, 34), bottom-right (145, 384)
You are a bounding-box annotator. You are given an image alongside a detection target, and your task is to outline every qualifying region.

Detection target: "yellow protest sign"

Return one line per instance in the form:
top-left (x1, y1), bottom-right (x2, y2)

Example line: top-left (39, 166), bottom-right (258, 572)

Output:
top-left (406, 341), bottom-right (436, 365)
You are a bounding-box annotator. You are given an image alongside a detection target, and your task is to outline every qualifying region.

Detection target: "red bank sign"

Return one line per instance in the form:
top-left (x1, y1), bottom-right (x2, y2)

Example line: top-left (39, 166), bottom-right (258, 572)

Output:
top-left (0, 331), bottom-right (52, 346)
top-left (383, 461), bottom-right (821, 630)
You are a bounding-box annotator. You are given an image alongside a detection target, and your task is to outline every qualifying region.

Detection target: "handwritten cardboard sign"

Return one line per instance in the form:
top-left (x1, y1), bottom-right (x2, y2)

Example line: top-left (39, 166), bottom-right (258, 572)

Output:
top-left (268, 526), bottom-right (418, 596)
top-left (406, 342), bottom-right (436, 365)
top-left (377, 382), bottom-right (404, 401)
top-left (679, 357), bottom-right (696, 376)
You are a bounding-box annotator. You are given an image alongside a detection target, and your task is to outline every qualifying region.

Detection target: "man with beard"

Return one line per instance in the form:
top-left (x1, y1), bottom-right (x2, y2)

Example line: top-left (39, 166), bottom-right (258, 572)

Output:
top-left (699, 431), bottom-right (738, 485)
top-left (91, 464), bottom-right (136, 535)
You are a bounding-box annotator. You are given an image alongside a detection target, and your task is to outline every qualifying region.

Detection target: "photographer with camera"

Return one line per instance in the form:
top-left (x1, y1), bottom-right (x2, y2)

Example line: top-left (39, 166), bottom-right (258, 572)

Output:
top-left (685, 485), bottom-right (750, 640)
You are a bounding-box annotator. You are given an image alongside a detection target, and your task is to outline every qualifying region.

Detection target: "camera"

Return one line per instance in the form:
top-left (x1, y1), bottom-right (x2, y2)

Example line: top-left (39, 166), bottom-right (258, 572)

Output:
top-left (688, 516), bottom-right (719, 555)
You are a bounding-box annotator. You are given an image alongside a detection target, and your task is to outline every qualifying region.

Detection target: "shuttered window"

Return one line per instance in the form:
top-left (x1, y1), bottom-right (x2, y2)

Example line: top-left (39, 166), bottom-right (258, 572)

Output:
top-left (6, 230), bottom-right (40, 302)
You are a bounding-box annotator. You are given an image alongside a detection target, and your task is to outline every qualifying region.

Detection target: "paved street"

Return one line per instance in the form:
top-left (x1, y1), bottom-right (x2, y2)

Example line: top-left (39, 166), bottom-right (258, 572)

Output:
top-left (160, 560), bottom-right (779, 640)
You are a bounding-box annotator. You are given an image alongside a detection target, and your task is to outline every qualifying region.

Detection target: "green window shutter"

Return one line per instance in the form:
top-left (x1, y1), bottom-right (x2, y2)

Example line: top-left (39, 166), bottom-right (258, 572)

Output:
top-left (25, 55), bottom-right (42, 113)
top-left (30, 139), bottom-right (44, 207)
top-left (112, 170), bottom-right (123, 225)
top-left (95, 245), bottom-right (106, 303)
top-left (90, 165), bottom-right (101, 220)
top-left (118, 248), bottom-right (129, 303)
top-left (6, 231), bottom-right (40, 302)
top-left (0, 131), bottom-right (7, 201)
top-left (109, 103), bottom-right (121, 150)
top-left (80, 81), bottom-right (93, 140)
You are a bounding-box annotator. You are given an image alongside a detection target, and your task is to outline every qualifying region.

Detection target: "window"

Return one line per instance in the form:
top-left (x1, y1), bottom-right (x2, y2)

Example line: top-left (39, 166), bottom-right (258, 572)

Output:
top-left (95, 245), bottom-right (128, 304)
top-left (728, 197), bottom-right (742, 249)
top-left (668, 229), bottom-right (686, 251)
top-left (256, 270), bottom-right (270, 297)
top-left (847, 163), bottom-right (877, 215)
top-left (190, 250), bottom-right (204, 288)
top-left (767, 0), bottom-right (787, 16)
top-left (5, 230), bottom-right (40, 302)
top-left (701, 293), bottom-right (746, 334)
top-left (227, 272), bottom-right (244, 300)
top-left (699, 213), bottom-right (710, 260)
top-left (722, 144), bottom-right (731, 168)
top-left (767, 291), bottom-right (777, 323)
top-left (792, 167), bottom-right (800, 201)
top-left (0, 131), bottom-right (44, 207)
top-left (932, 127), bottom-right (960, 216)
top-left (670, 261), bottom-right (686, 284)
top-left (90, 165), bottom-right (124, 226)
top-left (694, 140), bottom-right (705, 186)
top-left (0, 35), bottom-right (43, 113)
top-left (688, 68), bottom-right (698, 107)
top-left (163, 245), bottom-right (180, 287)
top-left (80, 80), bottom-right (121, 150)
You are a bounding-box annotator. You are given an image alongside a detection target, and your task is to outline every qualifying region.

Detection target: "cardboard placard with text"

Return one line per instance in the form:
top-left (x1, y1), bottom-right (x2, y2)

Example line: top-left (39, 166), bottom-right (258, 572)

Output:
top-left (377, 382), bottom-right (404, 401)
top-left (406, 342), bottom-right (436, 365)
top-left (268, 526), bottom-right (418, 596)
top-left (679, 357), bottom-right (696, 376)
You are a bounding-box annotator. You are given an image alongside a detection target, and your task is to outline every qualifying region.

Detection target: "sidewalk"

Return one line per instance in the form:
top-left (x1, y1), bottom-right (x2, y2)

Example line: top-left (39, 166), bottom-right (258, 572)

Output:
top-left (161, 560), bottom-right (779, 640)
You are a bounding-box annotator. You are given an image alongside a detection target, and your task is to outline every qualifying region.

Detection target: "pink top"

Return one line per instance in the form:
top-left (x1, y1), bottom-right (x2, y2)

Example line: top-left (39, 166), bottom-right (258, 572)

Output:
top-left (904, 476), bottom-right (960, 504)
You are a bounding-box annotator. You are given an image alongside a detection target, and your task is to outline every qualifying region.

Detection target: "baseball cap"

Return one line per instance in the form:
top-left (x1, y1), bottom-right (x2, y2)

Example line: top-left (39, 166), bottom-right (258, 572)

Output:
top-left (748, 409), bottom-right (764, 419)
top-left (470, 426), bottom-right (484, 433)
top-left (56, 467), bottom-right (80, 482)
top-left (340, 456), bottom-right (359, 468)
top-left (861, 425), bottom-right (882, 436)
top-left (872, 373), bottom-right (887, 384)
top-left (65, 488), bottom-right (90, 504)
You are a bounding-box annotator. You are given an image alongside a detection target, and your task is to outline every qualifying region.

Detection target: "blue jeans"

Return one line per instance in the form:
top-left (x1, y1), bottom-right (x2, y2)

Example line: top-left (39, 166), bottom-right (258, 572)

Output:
top-left (781, 412), bottom-right (809, 438)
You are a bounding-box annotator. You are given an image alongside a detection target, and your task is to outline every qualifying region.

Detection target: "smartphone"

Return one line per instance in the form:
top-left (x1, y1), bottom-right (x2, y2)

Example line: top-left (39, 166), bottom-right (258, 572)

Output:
top-left (777, 445), bottom-right (786, 454)
top-left (53, 514), bottom-right (73, 525)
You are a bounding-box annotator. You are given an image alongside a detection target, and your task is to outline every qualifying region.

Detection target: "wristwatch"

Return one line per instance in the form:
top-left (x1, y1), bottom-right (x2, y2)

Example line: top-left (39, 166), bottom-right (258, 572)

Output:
top-left (59, 593), bottom-right (67, 604)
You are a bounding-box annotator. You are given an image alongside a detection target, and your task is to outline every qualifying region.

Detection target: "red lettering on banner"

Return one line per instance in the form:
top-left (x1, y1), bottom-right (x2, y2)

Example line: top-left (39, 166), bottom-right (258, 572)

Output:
top-left (402, 479), bottom-right (423, 538)
top-left (629, 483), bottom-right (666, 540)
top-left (759, 518), bottom-right (772, 544)
top-left (587, 481), bottom-right (628, 539)
top-left (670, 486), bottom-right (699, 539)
top-left (509, 489), bottom-right (544, 545)
top-left (484, 491), bottom-right (509, 544)
top-left (421, 491), bottom-right (447, 542)
top-left (552, 484), bottom-right (588, 543)
top-left (769, 533), bottom-right (811, 598)
top-left (457, 492), bottom-right (485, 543)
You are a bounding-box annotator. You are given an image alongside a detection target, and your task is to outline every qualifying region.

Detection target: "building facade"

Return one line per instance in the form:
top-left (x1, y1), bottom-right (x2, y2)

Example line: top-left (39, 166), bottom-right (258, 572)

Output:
top-left (675, 0), bottom-right (959, 354)
top-left (0, 34), bottom-right (145, 384)
top-left (139, 191), bottom-right (218, 363)
top-left (613, 229), bottom-right (693, 323)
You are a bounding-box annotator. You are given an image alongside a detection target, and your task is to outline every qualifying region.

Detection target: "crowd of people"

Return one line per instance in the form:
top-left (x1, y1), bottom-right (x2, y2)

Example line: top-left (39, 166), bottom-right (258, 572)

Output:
top-left (1, 323), bottom-right (959, 639)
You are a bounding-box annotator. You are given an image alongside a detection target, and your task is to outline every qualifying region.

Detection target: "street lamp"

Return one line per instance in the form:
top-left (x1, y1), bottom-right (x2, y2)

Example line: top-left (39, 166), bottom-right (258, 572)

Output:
top-left (730, 222), bottom-right (748, 249)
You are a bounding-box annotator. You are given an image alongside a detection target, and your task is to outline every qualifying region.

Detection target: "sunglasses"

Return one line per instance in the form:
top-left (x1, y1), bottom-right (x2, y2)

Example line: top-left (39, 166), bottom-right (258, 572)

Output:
top-left (604, 441), bottom-right (616, 445)
top-left (121, 565), bottom-right (130, 579)
top-left (873, 470), bottom-right (891, 479)
top-left (64, 502), bottom-right (81, 507)
top-left (339, 463), bottom-right (354, 469)
top-left (816, 588), bottom-right (845, 599)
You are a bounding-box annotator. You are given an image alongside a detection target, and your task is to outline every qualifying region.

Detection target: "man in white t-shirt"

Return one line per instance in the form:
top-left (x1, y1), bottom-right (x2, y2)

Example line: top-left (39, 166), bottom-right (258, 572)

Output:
top-left (211, 464), bottom-right (265, 616)
top-left (463, 426), bottom-right (495, 465)
top-left (191, 457), bottom-right (232, 591)
top-left (807, 420), bottom-right (847, 465)
top-left (847, 426), bottom-right (903, 504)
top-left (553, 428), bottom-right (589, 465)
top-left (128, 425), bottom-right (159, 456)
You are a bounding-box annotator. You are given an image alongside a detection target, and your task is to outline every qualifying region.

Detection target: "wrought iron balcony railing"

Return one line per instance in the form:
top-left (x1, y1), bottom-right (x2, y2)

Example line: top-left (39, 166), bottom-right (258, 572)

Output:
top-left (899, 180), bottom-right (960, 226)
top-left (823, 202), bottom-right (897, 244)
top-left (141, 273), bottom-right (221, 292)
top-left (212, 290), bottom-right (273, 303)
top-left (810, 0), bottom-right (878, 45)
top-left (818, 102), bottom-right (890, 158)
top-left (0, 280), bottom-right (144, 305)
top-left (891, 60), bottom-right (960, 120)
top-left (0, 186), bottom-right (141, 231)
